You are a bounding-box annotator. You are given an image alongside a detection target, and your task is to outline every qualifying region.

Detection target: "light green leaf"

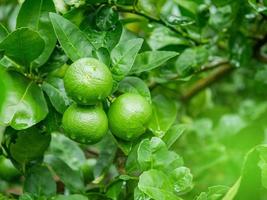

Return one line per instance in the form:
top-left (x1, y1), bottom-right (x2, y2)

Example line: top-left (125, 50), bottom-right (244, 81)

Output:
top-left (49, 13), bottom-right (93, 62)
top-left (42, 77), bottom-right (71, 114)
top-left (111, 38), bottom-right (143, 81)
top-left (130, 51), bottom-right (178, 74)
top-left (117, 76), bottom-right (151, 102)
top-left (148, 94), bottom-right (177, 137)
top-left (138, 169), bottom-right (182, 200)
top-left (0, 68), bottom-right (48, 130)
top-left (162, 124), bottom-right (187, 149)
top-left (0, 24), bottom-right (8, 42)
top-left (175, 46), bottom-right (209, 76)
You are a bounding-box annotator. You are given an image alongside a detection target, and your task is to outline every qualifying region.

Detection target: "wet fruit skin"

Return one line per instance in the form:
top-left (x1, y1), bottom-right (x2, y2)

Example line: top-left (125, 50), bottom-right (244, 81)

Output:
top-left (0, 156), bottom-right (20, 181)
top-left (62, 104), bottom-right (108, 144)
top-left (108, 93), bottom-right (152, 141)
top-left (63, 58), bottom-right (113, 105)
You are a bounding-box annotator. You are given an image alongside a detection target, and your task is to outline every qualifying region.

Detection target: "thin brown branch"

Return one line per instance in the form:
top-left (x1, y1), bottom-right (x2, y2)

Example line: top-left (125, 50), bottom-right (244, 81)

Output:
top-left (148, 59), bottom-right (229, 90)
top-left (254, 34), bottom-right (267, 63)
top-left (181, 63), bottom-right (233, 101)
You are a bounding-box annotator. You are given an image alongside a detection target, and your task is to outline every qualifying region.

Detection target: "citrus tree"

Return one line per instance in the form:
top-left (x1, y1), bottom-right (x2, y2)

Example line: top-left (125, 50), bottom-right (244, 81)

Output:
top-left (1, 0), bottom-right (267, 199)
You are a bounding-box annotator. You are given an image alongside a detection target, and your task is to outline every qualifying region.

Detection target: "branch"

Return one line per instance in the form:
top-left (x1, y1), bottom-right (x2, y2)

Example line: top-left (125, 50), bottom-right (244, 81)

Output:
top-left (115, 6), bottom-right (200, 45)
top-left (254, 34), bottom-right (267, 63)
top-left (181, 63), bottom-right (233, 101)
top-left (148, 59), bottom-right (229, 90)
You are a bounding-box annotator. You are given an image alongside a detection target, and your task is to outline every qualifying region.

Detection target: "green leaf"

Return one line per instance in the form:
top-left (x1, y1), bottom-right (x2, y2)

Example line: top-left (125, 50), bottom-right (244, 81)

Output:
top-left (196, 185), bottom-right (229, 200)
top-left (48, 133), bottom-right (86, 170)
top-left (148, 94), bottom-right (177, 137)
top-left (106, 180), bottom-right (125, 200)
top-left (138, 169), bottom-right (182, 200)
top-left (95, 6), bottom-right (119, 31)
top-left (83, 22), bottom-right (122, 51)
top-left (0, 28), bottom-right (45, 67)
top-left (134, 187), bottom-right (150, 200)
top-left (53, 194), bottom-right (88, 200)
top-left (0, 69), bottom-right (48, 130)
top-left (130, 51), bottom-right (178, 74)
top-left (117, 76), bottom-right (151, 102)
top-left (147, 26), bottom-right (190, 50)
top-left (175, 46), bottom-right (209, 76)
top-left (137, 137), bottom-right (183, 171)
top-left (16, 0), bottom-right (57, 67)
top-left (24, 165), bottom-right (56, 197)
top-left (111, 38), bottom-right (143, 81)
top-left (170, 167), bottom-right (193, 195)
top-left (9, 126), bottom-right (51, 164)
top-left (223, 145), bottom-right (267, 199)
top-left (49, 13), bottom-right (93, 62)
top-left (162, 124), bottom-right (187, 149)
top-left (44, 155), bottom-right (85, 193)
top-left (42, 77), bottom-right (71, 114)
top-left (93, 133), bottom-right (117, 179)
top-left (0, 24), bottom-right (8, 42)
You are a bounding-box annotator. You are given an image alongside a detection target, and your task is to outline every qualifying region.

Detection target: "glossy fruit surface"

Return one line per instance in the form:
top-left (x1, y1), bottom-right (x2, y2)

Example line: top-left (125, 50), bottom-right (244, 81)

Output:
top-left (108, 93), bottom-right (152, 141)
top-left (62, 104), bottom-right (108, 144)
top-left (64, 58), bottom-right (113, 105)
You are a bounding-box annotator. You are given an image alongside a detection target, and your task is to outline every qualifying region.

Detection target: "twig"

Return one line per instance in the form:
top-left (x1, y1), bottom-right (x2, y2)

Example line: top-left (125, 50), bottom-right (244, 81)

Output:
top-left (181, 63), bottom-right (233, 101)
top-left (114, 5), bottom-right (200, 45)
top-left (148, 59), bottom-right (229, 90)
top-left (254, 34), bottom-right (267, 63)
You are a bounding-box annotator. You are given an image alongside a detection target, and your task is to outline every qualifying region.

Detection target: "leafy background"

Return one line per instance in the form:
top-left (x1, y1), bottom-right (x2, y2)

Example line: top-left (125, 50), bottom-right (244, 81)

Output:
top-left (1, 0), bottom-right (267, 199)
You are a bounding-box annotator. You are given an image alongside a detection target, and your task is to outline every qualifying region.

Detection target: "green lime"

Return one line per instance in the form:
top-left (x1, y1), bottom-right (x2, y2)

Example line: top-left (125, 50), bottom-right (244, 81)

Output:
top-left (108, 93), bottom-right (152, 141)
top-left (0, 156), bottom-right (20, 181)
top-left (64, 58), bottom-right (113, 105)
top-left (62, 104), bottom-right (108, 144)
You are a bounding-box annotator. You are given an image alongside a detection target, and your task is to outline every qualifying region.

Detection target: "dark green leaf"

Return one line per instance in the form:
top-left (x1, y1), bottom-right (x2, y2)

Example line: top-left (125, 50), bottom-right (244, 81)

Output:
top-left (95, 6), bottom-right (119, 31)
top-left (9, 127), bottom-right (51, 164)
top-left (44, 155), bottom-right (85, 193)
top-left (24, 165), bottom-right (56, 197)
top-left (93, 133), bottom-right (117, 179)
top-left (83, 22), bottom-right (122, 51)
top-left (16, 0), bottom-right (57, 67)
top-left (48, 133), bottom-right (86, 170)
top-left (53, 194), bottom-right (88, 200)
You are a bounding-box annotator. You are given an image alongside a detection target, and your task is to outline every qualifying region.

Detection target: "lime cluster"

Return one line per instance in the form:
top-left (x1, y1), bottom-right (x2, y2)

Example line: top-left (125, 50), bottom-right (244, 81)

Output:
top-left (62, 58), bottom-right (152, 144)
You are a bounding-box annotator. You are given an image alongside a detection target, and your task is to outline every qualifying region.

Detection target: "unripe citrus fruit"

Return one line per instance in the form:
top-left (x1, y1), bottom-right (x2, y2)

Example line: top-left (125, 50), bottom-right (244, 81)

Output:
top-left (108, 93), bottom-right (152, 141)
top-left (0, 156), bottom-right (20, 181)
top-left (64, 58), bottom-right (113, 105)
top-left (62, 104), bottom-right (108, 144)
